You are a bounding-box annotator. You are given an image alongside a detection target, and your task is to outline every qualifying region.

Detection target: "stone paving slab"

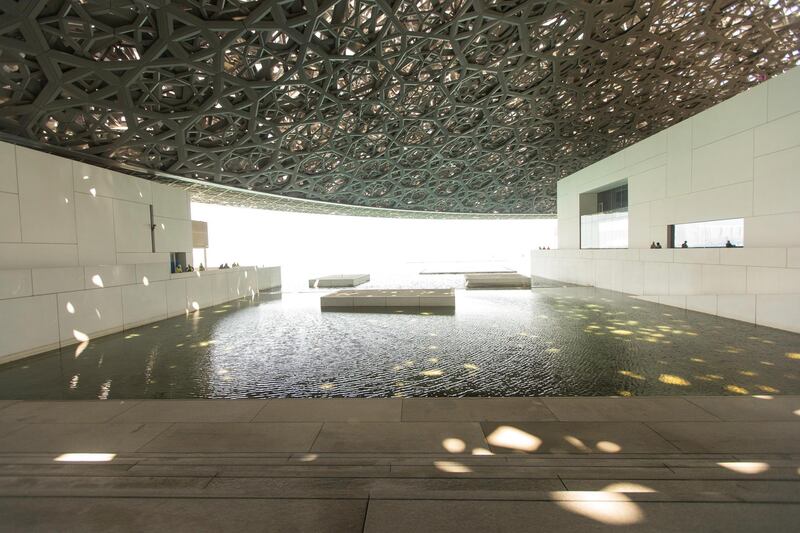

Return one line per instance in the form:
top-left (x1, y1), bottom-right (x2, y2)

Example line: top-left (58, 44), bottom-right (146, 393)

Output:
top-left (541, 397), bottom-right (719, 422)
top-left (254, 398), bottom-right (402, 422)
top-left (0, 423), bottom-right (171, 453)
top-left (0, 497), bottom-right (368, 533)
top-left (685, 396), bottom-right (800, 421)
top-left (321, 288), bottom-right (455, 309)
top-left (308, 274), bottom-right (370, 288)
top-left (311, 422), bottom-right (487, 453)
top-left (647, 421), bottom-right (800, 453)
top-left (402, 398), bottom-right (556, 421)
top-left (0, 397), bottom-right (797, 531)
top-left (363, 500), bottom-right (800, 533)
top-left (0, 400), bottom-right (139, 424)
top-left (481, 421), bottom-right (679, 454)
top-left (109, 399), bottom-right (267, 423)
top-left (464, 273), bottom-right (531, 289)
top-left (139, 422), bottom-right (322, 453)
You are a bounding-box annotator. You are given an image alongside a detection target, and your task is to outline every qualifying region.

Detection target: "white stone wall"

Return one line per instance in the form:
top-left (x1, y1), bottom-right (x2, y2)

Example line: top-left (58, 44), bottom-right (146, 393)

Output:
top-left (0, 265), bottom-right (263, 363)
top-left (0, 143), bottom-right (282, 363)
top-left (533, 66), bottom-right (800, 333)
top-left (0, 143), bottom-right (195, 267)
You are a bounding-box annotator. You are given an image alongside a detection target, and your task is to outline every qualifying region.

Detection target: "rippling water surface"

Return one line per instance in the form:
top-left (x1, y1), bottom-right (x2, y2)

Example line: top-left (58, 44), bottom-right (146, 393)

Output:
top-left (0, 276), bottom-right (798, 399)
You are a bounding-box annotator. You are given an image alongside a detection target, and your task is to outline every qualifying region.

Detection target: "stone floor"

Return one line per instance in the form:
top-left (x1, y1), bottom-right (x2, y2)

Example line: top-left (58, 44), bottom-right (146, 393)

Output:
top-left (1, 396), bottom-right (799, 531)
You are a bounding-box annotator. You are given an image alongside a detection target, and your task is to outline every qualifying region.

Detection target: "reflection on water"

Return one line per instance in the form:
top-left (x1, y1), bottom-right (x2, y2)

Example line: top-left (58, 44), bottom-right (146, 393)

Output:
top-left (0, 284), bottom-right (798, 399)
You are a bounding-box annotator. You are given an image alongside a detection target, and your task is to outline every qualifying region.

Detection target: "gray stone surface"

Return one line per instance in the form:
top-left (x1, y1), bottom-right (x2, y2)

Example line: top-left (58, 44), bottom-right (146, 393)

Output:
top-left (0, 400), bottom-right (139, 423)
top-left (465, 273), bottom-right (531, 289)
top-left (309, 274), bottom-right (370, 288)
top-left (255, 398), bottom-right (402, 422)
top-left (542, 397), bottom-right (719, 422)
top-left (481, 421), bottom-right (678, 454)
top-left (363, 500), bottom-right (800, 532)
top-left (648, 421), bottom-right (800, 453)
top-left (403, 398), bottom-right (556, 421)
top-left (686, 395), bottom-right (800, 421)
top-left (0, 398), bottom-right (797, 531)
top-left (0, 497), bottom-right (367, 533)
top-left (110, 399), bottom-right (267, 423)
top-left (0, 423), bottom-right (171, 453)
top-left (312, 422), bottom-right (487, 453)
top-left (140, 422), bottom-right (322, 453)
top-left (321, 288), bottom-right (456, 309)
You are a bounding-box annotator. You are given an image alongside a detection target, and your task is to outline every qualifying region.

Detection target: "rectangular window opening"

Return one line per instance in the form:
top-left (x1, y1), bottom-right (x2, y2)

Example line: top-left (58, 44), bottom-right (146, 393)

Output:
top-left (669, 218), bottom-right (744, 248)
top-left (579, 183), bottom-right (628, 249)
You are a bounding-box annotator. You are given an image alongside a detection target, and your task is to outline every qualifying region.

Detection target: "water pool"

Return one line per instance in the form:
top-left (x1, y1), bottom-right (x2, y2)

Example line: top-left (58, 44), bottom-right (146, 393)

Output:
top-left (0, 284), bottom-right (798, 399)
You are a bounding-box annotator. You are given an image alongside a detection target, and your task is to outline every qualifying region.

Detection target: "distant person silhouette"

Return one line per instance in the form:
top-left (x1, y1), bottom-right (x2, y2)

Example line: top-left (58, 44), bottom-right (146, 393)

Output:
top-left (681, 241), bottom-right (688, 248)
top-left (650, 241), bottom-right (656, 249)
top-left (725, 240), bottom-right (735, 248)
top-left (656, 242), bottom-right (662, 249)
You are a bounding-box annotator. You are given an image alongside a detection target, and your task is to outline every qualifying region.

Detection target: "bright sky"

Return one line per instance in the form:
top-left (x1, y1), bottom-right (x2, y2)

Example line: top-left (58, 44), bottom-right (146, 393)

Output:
top-left (191, 202), bottom-right (556, 288)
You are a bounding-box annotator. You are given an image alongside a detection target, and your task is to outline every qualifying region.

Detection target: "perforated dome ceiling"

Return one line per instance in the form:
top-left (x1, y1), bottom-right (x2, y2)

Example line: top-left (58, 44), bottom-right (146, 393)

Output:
top-left (0, 1), bottom-right (798, 214)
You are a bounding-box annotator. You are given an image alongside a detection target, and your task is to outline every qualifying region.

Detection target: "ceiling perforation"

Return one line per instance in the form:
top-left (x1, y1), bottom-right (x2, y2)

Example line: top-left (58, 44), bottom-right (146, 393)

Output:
top-left (0, 0), bottom-right (798, 214)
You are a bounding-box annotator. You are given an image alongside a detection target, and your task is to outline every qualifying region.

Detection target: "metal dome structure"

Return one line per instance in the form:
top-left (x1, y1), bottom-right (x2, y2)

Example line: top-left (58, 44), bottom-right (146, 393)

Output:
top-left (0, 0), bottom-right (798, 214)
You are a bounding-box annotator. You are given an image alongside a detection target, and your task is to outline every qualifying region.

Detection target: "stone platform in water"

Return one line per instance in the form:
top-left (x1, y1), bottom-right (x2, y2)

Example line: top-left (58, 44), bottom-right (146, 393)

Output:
top-left (309, 274), bottom-right (370, 288)
top-left (465, 273), bottom-right (531, 289)
top-left (321, 288), bottom-right (455, 310)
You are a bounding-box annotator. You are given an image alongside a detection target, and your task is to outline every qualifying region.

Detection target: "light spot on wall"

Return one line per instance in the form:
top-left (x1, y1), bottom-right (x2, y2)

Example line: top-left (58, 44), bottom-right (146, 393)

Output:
top-left (91, 274), bottom-right (104, 287)
top-left (72, 329), bottom-right (89, 342)
top-left (65, 302), bottom-right (75, 314)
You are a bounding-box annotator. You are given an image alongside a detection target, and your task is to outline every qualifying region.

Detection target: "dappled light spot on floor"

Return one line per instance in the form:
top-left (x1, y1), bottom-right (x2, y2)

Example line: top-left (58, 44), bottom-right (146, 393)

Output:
top-left (787, 353), bottom-right (800, 360)
top-left (487, 426), bottom-right (542, 452)
top-left (297, 454), bottom-right (318, 462)
top-left (553, 491), bottom-right (645, 526)
top-left (472, 448), bottom-right (493, 456)
top-left (718, 462), bottom-right (770, 474)
top-left (434, 460), bottom-right (472, 474)
top-left (442, 438), bottom-right (466, 453)
top-left (602, 483), bottom-right (656, 493)
top-left (55, 453), bottom-right (115, 462)
top-left (564, 435), bottom-right (591, 452)
top-left (596, 441), bottom-right (622, 453)
top-left (420, 369), bottom-right (443, 377)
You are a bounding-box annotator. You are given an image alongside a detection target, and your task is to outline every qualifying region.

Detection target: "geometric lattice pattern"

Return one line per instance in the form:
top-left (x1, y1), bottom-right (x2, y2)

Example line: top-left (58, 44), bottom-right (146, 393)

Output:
top-left (1, 1), bottom-right (799, 214)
